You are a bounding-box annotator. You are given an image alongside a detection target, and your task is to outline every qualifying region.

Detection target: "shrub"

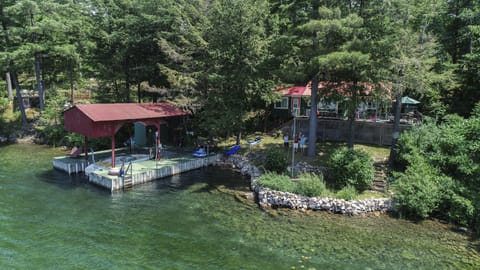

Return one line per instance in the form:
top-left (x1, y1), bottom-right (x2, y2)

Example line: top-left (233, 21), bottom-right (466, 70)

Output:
top-left (295, 173), bottom-right (329, 197)
top-left (393, 155), bottom-right (453, 219)
top-left (264, 147), bottom-right (288, 174)
top-left (256, 172), bottom-right (296, 193)
top-left (335, 184), bottom-right (358, 200)
top-left (0, 97), bottom-right (9, 114)
top-left (327, 147), bottom-right (375, 192)
top-left (440, 192), bottom-right (474, 227)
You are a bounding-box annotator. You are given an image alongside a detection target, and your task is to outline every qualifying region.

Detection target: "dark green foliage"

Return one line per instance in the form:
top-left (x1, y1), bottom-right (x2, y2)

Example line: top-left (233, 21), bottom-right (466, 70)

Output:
top-left (440, 192), bottom-right (474, 227)
top-left (327, 147), bottom-right (375, 192)
top-left (256, 172), bottom-right (296, 193)
top-left (395, 108), bottom-right (480, 227)
top-left (199, 0), bottom-right (275, 138)
top-left (0, 97), bottom-right (8, 114)
top-left (393, 155), bottom-right (453, 219)
top-left (264, 147), bottom-right (288, 174)
top-left (335, 184), bottom-right (358, 201)
top-left (295, 173), bottom-right (328, 197)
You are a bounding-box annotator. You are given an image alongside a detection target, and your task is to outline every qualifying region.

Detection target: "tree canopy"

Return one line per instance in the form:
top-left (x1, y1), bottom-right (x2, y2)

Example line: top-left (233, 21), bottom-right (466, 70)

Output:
top-left (0, 0), bottom-right (479, 133)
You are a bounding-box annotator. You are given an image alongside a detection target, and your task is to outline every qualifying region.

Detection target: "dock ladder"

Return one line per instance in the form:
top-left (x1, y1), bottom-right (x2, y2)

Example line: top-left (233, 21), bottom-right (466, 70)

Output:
top-left (121, 162), bottom-right (133, 190)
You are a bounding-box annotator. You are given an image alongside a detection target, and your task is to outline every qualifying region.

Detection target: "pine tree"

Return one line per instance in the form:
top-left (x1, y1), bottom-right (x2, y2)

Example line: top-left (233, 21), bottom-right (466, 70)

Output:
top-left (200, 0), bottom-right (273, 141)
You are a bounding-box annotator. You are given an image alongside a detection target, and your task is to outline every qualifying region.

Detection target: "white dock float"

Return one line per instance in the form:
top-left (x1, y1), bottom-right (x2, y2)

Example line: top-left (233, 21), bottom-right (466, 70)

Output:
top-left (88, 154), bottom-right (223, 191)
top-left (52, 148), bottom-right (128, 175)
top-left (53, 157), bottom-right (88, 175)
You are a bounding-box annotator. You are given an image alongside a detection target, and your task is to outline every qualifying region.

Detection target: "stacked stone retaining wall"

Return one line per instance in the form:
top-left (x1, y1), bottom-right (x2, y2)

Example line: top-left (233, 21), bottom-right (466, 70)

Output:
top-left (221, 154), bottom-right (394, 215)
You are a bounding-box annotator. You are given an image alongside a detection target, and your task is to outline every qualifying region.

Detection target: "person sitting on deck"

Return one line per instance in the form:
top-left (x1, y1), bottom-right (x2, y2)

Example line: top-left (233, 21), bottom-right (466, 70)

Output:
top-left (67, 146), bottom-right (82, 158)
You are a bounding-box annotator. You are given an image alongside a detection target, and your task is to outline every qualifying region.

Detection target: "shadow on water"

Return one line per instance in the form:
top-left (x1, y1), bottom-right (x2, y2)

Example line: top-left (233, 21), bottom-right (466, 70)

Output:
top-left (142, 166), bottom-right (251, 193)
top-left (36, 169), bottom-right (111, 196)
top-left (38, 165), bottom-right (250, 197)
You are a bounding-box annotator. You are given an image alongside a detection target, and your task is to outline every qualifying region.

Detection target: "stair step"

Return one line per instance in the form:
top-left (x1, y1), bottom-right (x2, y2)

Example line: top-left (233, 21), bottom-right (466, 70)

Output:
top-left (123, 176), bottom-right (133, 189)
top-left (371, 186), bottom-right (386, 192)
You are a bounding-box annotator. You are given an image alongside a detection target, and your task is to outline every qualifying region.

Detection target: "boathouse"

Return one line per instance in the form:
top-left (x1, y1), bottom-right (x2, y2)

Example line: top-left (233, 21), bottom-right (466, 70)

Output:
top-left (63, 102), bottom-right (188, 167)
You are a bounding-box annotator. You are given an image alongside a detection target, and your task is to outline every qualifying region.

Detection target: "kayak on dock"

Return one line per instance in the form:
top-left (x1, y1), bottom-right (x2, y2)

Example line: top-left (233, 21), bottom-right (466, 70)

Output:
top-left (225, 145), bottom-right (241, 156)
top-left (247, 137), bottom-right (262, 147)
top-left (192, 148), bottom-right (207, 158)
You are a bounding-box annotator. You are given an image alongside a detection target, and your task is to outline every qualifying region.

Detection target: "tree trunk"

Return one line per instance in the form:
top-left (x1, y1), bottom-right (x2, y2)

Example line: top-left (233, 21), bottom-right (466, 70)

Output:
top-left (1, 6), bottom-right (26, 124)
top-left (389, 94), bottom-right (402, 166)
top-left (236, 131), bottom-right (241, 145)
top-left (30, 10), bottom-right (44, 111)
top-left (70, 59), bottom-right (74, 103)
top-left (263, 109), bottom-right (271, 133)
top-left (6, 72), bottom-right (13, 101)
top-left (114, 80), bottom-right (119, 99)
top-left (347, 82), bottom-right (358, 148)
top-left (34, 52), bottom-right (44, 110)
top-left (307, 77), bottom-right (318, 157)
top-left (11, 72), bottom-right (27, 124)
top-left (124, 57), bottom-right (130, 103)
top-left (137, 83), bottom-right (141, 103)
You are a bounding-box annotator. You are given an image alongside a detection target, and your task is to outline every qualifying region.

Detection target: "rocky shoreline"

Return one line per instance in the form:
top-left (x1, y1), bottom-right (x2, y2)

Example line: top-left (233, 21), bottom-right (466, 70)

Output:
top-left (0, 123), bottom-right (42, 144)
top-left (220, 154), bottom-right (394, 215)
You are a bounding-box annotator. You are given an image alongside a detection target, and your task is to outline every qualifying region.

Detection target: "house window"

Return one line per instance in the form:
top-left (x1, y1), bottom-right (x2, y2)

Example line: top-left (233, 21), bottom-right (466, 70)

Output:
top-left (274, 97), bottom-right (289, 109)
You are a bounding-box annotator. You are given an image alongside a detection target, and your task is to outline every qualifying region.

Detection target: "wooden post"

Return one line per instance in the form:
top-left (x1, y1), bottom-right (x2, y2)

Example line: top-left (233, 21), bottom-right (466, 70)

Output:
top-left (111, 134), bottom-right (116, 167)
top-left (84, 136), bottom-right (89, 161)
top-left (156, 123), bottom-right (161, 160)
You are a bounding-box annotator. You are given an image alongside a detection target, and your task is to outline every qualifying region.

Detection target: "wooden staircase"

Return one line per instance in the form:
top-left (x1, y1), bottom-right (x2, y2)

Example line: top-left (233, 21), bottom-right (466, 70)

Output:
top-left (371, 161), bottom-right (388, 193)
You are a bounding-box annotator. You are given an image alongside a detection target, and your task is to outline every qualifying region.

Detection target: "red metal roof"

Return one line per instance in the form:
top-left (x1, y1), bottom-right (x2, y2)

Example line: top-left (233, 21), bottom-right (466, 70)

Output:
top-left (277, 81), bottom-right (391, 98)
top-left (73, 102), bottom-right (186, 122)
top-left (64, 102), bottom-right (187, 138)
top-left (277, 85), bottom-right (311, 97)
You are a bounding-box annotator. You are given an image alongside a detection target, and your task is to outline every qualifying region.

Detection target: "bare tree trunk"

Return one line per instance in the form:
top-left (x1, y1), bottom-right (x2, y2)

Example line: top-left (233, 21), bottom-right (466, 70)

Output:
top-left (307, 77), bottom-right (318, 157)
top-left (389, 94), bottom-right (402, 166)
top-left (236, 131), bottom-right (241, 145)
top-left (114, 80), bottom-right (119, 99)
top-left (11, 72), bottom-right (27, 124)
top-left (307, 2), bottom-right (320, 158)
top-left (347, 82), bottom-right (358, 148)
top-left (263, 109), bottom-right (271, 133)
top-left (30, 10), bottom-right (44, 111)
top-left (34, 53), bottom-right (44, 110)
top-left (6, 72), bottom-right (13, 101)
top-left (124, 57), bottom-right (130, 103)
top-left (137, 83), bottom-right (141, 103)
top-left (70, 59), bottom-right (74, 103)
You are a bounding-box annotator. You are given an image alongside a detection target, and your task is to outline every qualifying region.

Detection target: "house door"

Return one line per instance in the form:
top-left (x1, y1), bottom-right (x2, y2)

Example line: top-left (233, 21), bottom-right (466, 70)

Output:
top-left (292, 97), bottom-right (300, 116)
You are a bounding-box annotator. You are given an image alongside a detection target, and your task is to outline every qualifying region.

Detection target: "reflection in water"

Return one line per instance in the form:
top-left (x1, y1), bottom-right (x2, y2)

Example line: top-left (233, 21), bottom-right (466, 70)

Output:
top-left (0, 144), bottom-right (479, 269)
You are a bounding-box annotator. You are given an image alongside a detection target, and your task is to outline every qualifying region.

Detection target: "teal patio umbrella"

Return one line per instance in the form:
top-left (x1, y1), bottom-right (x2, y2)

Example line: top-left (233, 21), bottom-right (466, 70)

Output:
top-left (401, 96), bottom-right (420, 113)
top-left (401, 96), bottom-right (420, 105)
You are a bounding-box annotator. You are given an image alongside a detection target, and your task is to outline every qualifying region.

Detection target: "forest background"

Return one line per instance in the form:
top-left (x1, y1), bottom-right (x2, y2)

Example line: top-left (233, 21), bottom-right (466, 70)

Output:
top-left (1, 0), bottom-right (480, 231)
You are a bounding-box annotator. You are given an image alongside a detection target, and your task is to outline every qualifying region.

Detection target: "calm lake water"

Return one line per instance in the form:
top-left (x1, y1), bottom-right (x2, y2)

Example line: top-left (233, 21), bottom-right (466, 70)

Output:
top-left (1, 143), bottom-right (480, 269)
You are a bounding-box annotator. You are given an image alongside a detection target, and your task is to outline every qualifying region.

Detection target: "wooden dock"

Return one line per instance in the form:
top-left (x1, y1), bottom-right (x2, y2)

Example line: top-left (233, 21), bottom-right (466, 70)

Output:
top-left (53, 151), bottom-right (222, 191)
top-left (52, 148), bottom-right (121, 175)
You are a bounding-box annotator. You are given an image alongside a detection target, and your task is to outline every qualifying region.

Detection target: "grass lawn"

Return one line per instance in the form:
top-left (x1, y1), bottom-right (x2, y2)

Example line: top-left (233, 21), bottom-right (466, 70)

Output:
top-left (217, 133), bottom-right (390, 166)
top-left (216, 132), bottom-right (391, 199)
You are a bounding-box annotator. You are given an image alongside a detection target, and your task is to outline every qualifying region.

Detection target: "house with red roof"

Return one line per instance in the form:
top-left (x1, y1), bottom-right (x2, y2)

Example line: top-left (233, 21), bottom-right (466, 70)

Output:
top-left (273, 81), bottom-right (392, 120)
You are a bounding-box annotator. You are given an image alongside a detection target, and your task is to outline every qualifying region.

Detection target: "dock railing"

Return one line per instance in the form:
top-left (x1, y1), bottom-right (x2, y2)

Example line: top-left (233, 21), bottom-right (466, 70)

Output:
top-left (121, 162), bottom-right (133, 189)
